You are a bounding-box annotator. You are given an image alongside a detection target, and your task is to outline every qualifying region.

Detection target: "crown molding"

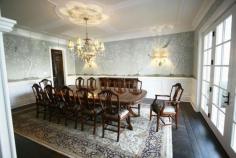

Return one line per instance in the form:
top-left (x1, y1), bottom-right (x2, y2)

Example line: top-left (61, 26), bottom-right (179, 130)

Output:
top-left (102, 28), bottom-right (194, 42)
top-left (6, 26), bottom-right (67, 45)
top-left (199, 0), bottom-right (236, 33)
top-left (0, 17), bottom-right (16, 32)
top-left (192, 0), bottom-right (216, 29)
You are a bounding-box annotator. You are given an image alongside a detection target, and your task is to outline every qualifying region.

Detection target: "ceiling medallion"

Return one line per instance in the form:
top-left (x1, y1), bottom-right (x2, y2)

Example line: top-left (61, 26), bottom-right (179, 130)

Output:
top-left (57, 1), bottom-right (108, 25)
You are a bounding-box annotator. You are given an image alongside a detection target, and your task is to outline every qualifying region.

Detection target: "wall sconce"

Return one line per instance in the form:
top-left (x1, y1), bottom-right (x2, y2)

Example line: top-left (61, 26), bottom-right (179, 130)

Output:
top-left (149, 47), bottom-right (168, 66)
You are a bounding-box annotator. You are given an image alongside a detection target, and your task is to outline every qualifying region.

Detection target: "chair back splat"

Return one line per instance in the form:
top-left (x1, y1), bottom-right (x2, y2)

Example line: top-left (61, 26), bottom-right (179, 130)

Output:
top-left (32, 83), bottom-right (46, 119)
top-left (170, 83), bottom-right (184, 102)
top-left (75, 77), bottom-right (84, 89)
top-left (99, 89), bottom-right (120, 114)
top-left (39, 79), bottom-right (52, 90)
top-left (87, 77), bottom-right (96, 90)
top-left (76, 88), bottom-right (95, 110)
top-left (32, 83), bottom-right (43, 102)
top-left (61, 86), bottom-right (75, 106)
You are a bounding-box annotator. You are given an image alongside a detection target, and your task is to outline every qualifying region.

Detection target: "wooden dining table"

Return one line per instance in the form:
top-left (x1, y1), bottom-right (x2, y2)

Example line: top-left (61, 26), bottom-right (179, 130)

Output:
top-left (68, 85), bottom-right (147, 130)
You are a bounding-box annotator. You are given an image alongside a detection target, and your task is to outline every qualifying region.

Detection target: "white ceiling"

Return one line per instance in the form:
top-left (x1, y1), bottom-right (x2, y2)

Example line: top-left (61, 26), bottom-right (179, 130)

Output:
top-left (1, 0), bottom-right (215, 41)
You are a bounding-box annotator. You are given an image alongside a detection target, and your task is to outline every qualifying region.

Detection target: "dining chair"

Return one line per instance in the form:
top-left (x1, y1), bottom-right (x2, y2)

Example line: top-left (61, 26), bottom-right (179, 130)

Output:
top-left (44, 85), bottom-right (63, 123)
top-left (75, 77), bottom-right (84, 89)
top-left (76, 88), bottom-right (102, 135)
top-left (98, 89), bottom-right (130, 142)
top-left (87, 77), bottom-right (96, 90)
top-left (39, 79), bottom-right (52, 90)
top-left (150, 83), bottom-right (184, 132)
top-left (128, 79), bottom-right (142, 116)
top-left (32, 83), bottom-right (47, 119)
top-left (60, 86), bottom-right (80, 129)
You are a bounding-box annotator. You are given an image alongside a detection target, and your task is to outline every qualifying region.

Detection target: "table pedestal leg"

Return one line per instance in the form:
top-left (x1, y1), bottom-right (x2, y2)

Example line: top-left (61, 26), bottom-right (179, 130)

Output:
top-left (126, 116), bottom-right (133, 130)
top-left (128, 106), bottom-right (139, 117)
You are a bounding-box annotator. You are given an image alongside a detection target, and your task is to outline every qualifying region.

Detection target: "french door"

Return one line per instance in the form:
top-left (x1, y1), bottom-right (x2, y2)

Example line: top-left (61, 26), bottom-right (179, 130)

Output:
top-left (201, 9), bottom-right (236, 156)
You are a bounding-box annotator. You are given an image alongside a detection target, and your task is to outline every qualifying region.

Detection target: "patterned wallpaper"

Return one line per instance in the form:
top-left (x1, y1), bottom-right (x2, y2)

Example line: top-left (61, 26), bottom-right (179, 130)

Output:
top-left (76, 31), bottom-right (194, 77)
top-left (3, 33), bottom-right (75, 82)
top-left (4, 31), bottom-right (194, 81)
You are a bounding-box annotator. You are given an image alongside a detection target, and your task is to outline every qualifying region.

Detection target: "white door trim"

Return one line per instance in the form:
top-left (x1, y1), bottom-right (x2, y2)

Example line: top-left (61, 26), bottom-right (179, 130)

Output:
top-left (197, 3), bottom-right (236, 157)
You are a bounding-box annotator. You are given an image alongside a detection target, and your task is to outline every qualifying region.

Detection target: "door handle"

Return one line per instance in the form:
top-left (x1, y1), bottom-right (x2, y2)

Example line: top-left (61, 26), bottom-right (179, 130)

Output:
top-left (222, 92), bottom-right (230, 105)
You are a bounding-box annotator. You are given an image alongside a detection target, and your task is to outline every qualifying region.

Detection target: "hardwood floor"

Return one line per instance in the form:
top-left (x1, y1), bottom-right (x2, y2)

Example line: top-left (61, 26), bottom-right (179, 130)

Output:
top-left (172, 102), bottom-right (228, 158)
top-left (14, 102), bottom-right (228, 158)
top-left (15, 134), bottom-right (67, 158)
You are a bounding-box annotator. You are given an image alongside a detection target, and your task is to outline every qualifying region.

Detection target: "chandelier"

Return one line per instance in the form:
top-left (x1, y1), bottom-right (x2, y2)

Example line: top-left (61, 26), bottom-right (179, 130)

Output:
top-left (68, 17), bottom-right (105, 66)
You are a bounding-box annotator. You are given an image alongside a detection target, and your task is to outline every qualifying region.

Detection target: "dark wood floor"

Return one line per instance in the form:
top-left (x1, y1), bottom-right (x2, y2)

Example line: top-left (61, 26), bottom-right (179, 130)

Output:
top-left (172, 102), bottom-right (228, 158)
top-left (14, 102), bottom-right (228, 158)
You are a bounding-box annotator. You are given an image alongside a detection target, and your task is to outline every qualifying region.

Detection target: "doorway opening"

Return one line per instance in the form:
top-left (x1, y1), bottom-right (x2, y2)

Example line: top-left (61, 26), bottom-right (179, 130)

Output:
top-left (51, 49), bottom-right (65, 88)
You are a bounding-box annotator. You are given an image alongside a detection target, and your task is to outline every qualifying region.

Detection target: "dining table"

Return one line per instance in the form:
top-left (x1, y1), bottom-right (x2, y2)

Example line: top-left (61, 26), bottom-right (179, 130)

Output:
top-left (68, 85), bottom-right (147, 130)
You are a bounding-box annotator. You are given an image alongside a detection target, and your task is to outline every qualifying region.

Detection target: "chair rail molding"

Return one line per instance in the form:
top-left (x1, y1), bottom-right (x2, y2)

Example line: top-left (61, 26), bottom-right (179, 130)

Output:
top-left (0, 15), bottom-right (17, 158)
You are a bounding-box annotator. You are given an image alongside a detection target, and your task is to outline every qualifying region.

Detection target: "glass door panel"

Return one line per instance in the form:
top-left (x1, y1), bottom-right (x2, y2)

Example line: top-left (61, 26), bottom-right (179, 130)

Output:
top-left (201, 31), bottom-right (213, 114)
top-left (211, 16), bottom-right (232, 135)
top-left (231, 88), bottom-right (236, 152)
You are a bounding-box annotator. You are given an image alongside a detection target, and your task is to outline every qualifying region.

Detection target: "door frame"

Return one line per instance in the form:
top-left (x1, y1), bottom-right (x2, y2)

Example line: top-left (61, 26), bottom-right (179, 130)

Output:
top-left (49, 47), bottom-right (68, 86)
top-left (197, 3), bottom-right (236, 157)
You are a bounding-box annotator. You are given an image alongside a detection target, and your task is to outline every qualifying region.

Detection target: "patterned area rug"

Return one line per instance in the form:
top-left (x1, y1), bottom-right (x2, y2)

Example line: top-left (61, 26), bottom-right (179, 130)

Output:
top-left (13, 104), bottom-right (172, 158)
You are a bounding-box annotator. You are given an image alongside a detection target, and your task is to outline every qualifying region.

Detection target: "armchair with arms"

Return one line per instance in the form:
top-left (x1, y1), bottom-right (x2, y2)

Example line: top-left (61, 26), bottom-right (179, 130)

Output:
top-left (150, 83), bottom-right (184, 132)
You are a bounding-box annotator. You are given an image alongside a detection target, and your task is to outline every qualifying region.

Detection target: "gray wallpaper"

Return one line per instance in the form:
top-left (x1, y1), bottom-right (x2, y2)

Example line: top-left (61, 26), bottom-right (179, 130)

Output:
top-left (3, 33), bottom-right (76, 82)
top-left (76, 31), bottom-right (194, 77)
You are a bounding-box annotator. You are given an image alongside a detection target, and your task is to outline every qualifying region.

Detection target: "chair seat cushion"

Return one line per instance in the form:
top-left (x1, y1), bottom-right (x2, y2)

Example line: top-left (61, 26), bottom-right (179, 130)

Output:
top-left (151, 100), bottom-right (164, 114)
top-left (163, 105), bottom-right (176, 114)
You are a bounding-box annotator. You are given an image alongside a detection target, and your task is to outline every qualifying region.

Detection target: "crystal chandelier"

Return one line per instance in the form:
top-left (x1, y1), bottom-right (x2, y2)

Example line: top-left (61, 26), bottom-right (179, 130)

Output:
top-left (68, 17), bottom-right (105, 66)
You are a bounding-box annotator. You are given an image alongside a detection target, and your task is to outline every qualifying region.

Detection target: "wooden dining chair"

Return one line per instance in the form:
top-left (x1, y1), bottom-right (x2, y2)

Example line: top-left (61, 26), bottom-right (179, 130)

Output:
top-left (39, 79), bottom-right (52, 90)
top-left (75, 77), bottom-right (84, 89)
top-left (87, 77), bottom-right (96, 90)
top-left (150, 83), bottom-right (184, 132)
top-left (60, 86), bottom-right (80, 129)
top-left (44, 85), bottom-right (62, 122)
top-left (128, 79), bottom-right (142, 116)
top-left (32, 83), bottom-right (47, 119)
top-left (76, 88), bottom-right (102, 135)
top-left (98, 89), bottom-right (130, 142)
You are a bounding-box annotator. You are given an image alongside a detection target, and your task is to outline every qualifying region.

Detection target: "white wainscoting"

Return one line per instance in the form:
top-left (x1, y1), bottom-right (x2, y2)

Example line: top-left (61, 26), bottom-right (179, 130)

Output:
top-left (9, 75), bottom-right (196, 109)
top-left (9, 75), bottom-right (77, 109)
top-left (191, 78), bottom-right (198, 111)
top-left (66, 75), bottom-right (77, 86)
top-left (8, 79), bottom-right (41, 109)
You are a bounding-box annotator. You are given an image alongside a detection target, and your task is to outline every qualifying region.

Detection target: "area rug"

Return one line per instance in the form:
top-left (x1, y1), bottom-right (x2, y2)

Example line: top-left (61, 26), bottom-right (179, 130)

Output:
top-left (13, 104), bottom-right (172, 158)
